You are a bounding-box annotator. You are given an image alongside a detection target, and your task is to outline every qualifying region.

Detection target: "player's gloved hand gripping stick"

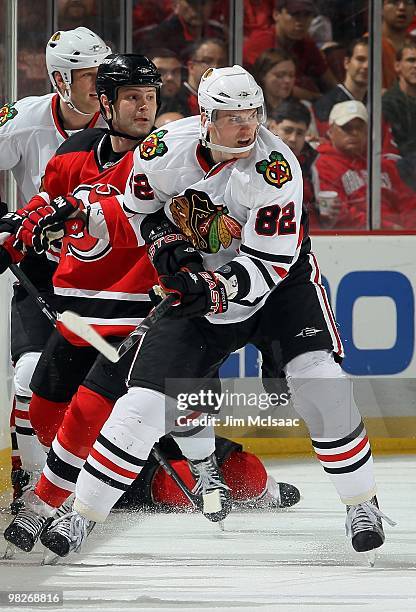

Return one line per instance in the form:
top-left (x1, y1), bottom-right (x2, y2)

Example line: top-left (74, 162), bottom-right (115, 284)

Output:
top-left (9, 264), bottom-right (176, 363)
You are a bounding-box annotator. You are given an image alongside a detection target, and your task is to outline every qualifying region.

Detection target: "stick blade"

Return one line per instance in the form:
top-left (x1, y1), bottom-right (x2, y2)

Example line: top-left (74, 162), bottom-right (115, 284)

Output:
top-left (59, 311), bottom-right (119, 363)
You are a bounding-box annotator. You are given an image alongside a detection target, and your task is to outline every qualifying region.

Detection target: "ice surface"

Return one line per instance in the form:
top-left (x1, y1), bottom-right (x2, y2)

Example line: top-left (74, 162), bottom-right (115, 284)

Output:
top-left (0, 455), bottom-right (415, 612)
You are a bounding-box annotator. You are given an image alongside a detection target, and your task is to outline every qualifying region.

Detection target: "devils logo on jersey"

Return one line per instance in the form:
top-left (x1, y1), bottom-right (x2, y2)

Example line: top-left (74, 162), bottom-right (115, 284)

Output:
top-left (66, 183), bottom-right (121, 261)
top-left (256, 151), bottom-right (292, 188)
top-left (139, 129), bottom-right (168, 160)
top-left (0, 103), bottom-right (18, 127)
top-left (170, 189), bottom-right (241, 253)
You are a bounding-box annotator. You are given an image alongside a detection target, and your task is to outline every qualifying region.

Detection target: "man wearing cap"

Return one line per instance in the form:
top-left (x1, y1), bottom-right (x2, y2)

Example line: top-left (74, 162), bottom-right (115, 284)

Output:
top-left (244, 0), bottom-right (337, 100)
top-left (315, 100), bottom-right (416, 229)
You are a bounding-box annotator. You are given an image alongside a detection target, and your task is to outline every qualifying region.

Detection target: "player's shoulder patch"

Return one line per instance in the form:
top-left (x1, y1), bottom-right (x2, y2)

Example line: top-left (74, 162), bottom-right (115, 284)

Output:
top-left (255, 150), bottom-right (292, 189)
top-left (139, 129), bottom-right (168, 161)
top-left (0, 102), bottom-right (18, 127)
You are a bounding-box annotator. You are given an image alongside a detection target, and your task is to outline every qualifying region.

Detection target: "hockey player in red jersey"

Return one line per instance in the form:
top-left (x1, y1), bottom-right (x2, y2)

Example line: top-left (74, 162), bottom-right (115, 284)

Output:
top-left (1, 53), bottom-right (165, 539)
top-left (3, 55), bottom-right (299, 558)
top-left (16, 65), bottom-right (396, 560)
top-left (0, 27), bottom-right (110, 506)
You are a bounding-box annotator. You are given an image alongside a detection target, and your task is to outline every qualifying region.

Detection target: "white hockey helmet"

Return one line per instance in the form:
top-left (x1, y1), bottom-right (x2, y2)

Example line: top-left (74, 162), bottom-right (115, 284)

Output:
top-left (46, 27), bottom-right (111, 115)
top-left (198, 65), bottom-right (266, 154)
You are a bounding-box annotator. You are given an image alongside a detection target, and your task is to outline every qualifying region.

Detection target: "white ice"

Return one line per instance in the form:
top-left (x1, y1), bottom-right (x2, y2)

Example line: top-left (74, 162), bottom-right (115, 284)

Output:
top-left (0, 455), bottom-right (415, 612)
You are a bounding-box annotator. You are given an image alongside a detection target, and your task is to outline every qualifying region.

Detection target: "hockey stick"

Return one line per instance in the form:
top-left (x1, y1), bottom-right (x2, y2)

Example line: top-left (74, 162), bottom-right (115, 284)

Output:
top-left (8, 264), bottom-right (118, 362)
top-left (151, 443), bottom-right (200, 508)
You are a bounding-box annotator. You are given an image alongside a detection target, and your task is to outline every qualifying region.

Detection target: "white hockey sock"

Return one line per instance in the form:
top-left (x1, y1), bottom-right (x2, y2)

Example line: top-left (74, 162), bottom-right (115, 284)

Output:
top-left (171, 422), bottom-right (216, 460)
top-left (74, 388), bottom-right (167, 522)
top-left (13, 351), bottom-right (47, 472)
top-left (15, 396), bottom-right (47, 473)
top-left (285, 351), bottom-right (376, 505)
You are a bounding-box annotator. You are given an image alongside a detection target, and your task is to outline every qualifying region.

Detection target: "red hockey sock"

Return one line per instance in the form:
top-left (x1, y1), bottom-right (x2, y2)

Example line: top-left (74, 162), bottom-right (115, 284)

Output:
top-left (58, 386), bottom-right (114, 457)
top-left (35, 387), bottom-right (114, 508)
top-left (29, 393), bottom-right (70, 448)
top-left (151, 451), bottom-right (268, 507)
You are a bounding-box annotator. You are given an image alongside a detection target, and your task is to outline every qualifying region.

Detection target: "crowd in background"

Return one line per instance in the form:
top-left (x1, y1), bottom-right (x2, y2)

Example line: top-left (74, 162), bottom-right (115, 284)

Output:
top-left (2, 0), bottom-right (416, 231)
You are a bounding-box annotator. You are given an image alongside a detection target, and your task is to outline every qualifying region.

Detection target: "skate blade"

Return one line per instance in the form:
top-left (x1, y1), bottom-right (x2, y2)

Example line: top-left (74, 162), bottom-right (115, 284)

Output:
top-left (218, 520), bottom-right (225, 532)
top-left (41, 550), bottom-right (60, 566)
top-left (202, 490), bottom-right (222, 514)
top-left (3, 544), bottom-right (16, 560)
top-left (366, 550), bottom-right (376, 567)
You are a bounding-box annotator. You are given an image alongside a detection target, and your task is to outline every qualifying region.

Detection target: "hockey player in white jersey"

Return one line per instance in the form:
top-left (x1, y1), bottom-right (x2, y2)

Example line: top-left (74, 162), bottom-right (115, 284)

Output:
top-left (0, 27), bottom-right (110, 509)
top-left (14, 66), bottom-right (394, 559)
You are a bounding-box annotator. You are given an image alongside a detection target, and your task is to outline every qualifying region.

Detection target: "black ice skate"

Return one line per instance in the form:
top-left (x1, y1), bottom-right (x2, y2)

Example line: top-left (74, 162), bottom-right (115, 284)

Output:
top-left (239, 475), bottom-right (301, 510)
top-left (188, 453), bottom-right (232, 522)
top-left (40, 510), bottom-right (95, 558)
top-left (346, 496), bottom-right (396, 553)
top-left (4, 505), bottom-right (51, 553)
top-left (10, 469), bottom-right (41, 514)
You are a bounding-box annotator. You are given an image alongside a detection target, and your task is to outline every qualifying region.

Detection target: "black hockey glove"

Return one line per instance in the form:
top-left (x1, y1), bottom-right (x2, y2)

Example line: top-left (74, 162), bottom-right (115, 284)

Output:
top-left (0, 236), bottom-right (24, 274)
top-left (150, 270), bottom-right (228, 318)
top-left (0, 199), bottom-right (8, 218)
top-left (0, 211), bottom-right (24, 244)
top-left (142, 211), bottom-right (204, 275)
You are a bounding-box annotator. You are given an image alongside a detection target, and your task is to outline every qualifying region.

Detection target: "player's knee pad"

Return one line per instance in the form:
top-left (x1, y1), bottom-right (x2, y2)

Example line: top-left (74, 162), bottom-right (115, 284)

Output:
top-left (222, 451), bottom-right (268, 501)
top-left (100, 387), bottom-right (167, 459)
top-left (29, 393), bottom-right (70, 448)
top-left (14, 352), bottom-right (41, 398)
top-left (59, 386), bottom-right (114, 458)
top-left (284, 350), bottom-right (360, 438)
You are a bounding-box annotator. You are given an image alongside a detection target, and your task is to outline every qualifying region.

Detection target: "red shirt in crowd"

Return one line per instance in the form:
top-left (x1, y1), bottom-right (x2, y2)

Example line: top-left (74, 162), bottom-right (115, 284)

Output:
top-left (315, 141), bottom-right (416, 230)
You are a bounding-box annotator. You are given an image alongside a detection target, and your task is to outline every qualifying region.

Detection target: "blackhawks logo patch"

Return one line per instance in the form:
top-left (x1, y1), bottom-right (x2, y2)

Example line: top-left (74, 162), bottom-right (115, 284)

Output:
top-left (170, 189), bottom-right (241, 253)
top-left (0, 103), bottom-right (18, 127)
top-left (256, 151), bottom-right (292, 188)
top-left (139, 129), bottom-right (168, 160)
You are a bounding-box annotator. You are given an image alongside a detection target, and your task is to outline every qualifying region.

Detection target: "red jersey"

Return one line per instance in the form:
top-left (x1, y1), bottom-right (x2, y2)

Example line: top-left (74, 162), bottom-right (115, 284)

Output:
top-left (315, 141), bottom-right (416, 230)
top-left (32, 128), bottom-right (157, 345)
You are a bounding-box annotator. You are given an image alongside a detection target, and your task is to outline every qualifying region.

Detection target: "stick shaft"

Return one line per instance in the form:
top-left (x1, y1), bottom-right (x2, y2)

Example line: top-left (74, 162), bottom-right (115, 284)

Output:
top-left (9, 263), bottom-right (57, 325)
top-left (115, 294), bottom-right (176, 361)
top-left (151, 443), bottom-right (199, 507)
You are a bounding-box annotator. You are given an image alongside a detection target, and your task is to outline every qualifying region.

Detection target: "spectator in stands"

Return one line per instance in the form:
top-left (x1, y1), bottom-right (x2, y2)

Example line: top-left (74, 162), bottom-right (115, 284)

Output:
top-left (383, 41), bottom-right (416, 155)
top-left (268, 100), bottom-right (320, 228)
top-left (382, 0), bottom-right (416, 90)
top-left (133, 0), bottom-right (173, 32)
top-left (148, 49), bottom-right (189, 116)
top-left (181, 38), bottom-right (227, 115)
top-left (17, 46), bottom-right (49, 98)
top-left (253, 48), bottom-right (296, 116)
top-left (155, 111), bottom-right (185, 127)
top-left (314, 38), bottom-right (368, 135)
top-left (243, 0), bottom-right (275, 38)
top-left (315, 100), bottom-right (416, 229)
top-left (243, 0), bottom-right (337, 101)
top-left (57, 0), bottom-right (97, 30)
top-left (135, 0), bottom-right (225, 58)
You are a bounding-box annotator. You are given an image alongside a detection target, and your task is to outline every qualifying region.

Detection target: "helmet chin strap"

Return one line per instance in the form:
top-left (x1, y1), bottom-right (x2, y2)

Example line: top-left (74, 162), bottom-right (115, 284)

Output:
top-left (201, 137), bottom-right (256, 154)
top-left (107, 122), bottom-right (144, 141)
top-left (200, 118), bottom-right (259, 154)
top-left (57, 87), bottom-right (95, 117)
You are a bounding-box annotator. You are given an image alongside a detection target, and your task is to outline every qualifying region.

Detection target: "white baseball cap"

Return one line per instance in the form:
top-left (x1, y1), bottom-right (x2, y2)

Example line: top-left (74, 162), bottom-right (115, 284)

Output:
top-left (329, 101), bottom-right (368, 126)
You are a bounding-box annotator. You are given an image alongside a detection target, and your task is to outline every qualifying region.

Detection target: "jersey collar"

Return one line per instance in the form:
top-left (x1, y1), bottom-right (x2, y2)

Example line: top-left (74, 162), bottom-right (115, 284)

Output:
top-left (51, 94), bottom-right (100, 139)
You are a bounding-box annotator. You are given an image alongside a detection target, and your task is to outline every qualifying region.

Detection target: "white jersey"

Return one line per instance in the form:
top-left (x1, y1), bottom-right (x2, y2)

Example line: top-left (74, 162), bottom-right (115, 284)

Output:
top-left (0, 93), bottom-right (103, 205)
top-left (92, 115), bottom-right (304, 324)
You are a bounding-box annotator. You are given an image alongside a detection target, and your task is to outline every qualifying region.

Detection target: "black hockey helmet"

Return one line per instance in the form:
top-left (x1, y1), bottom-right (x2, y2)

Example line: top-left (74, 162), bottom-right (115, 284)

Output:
top-left (96, 53), bottom-right (162, 137)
